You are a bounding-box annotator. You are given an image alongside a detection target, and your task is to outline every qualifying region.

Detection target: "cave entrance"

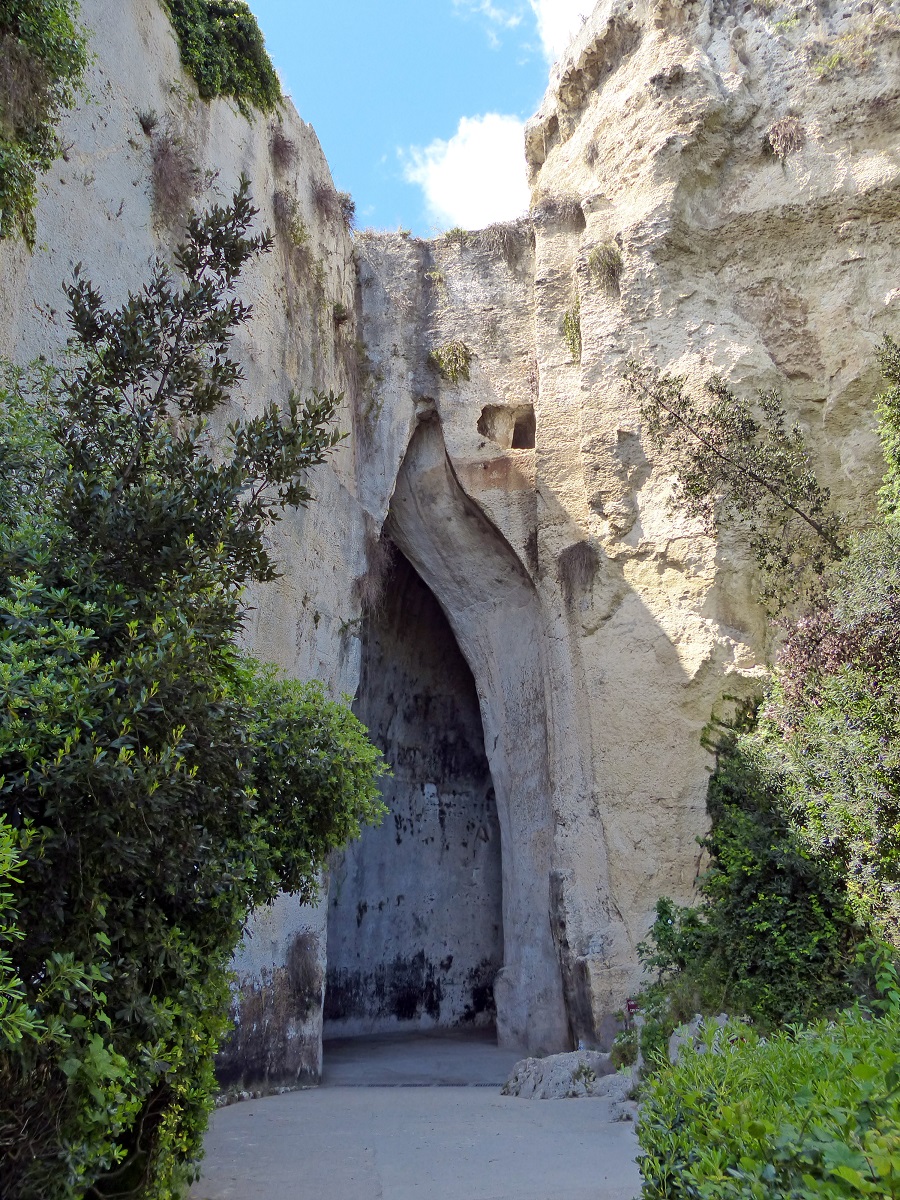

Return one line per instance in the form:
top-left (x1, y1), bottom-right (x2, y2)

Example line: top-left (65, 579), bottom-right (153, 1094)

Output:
top-left (324, 546), bottom-right (504, 1037)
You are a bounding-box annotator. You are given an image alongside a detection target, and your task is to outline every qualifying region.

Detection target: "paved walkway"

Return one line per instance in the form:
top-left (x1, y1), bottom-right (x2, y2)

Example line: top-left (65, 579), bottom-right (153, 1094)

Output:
top-left (190, 1033), bottom-right (642, 1200)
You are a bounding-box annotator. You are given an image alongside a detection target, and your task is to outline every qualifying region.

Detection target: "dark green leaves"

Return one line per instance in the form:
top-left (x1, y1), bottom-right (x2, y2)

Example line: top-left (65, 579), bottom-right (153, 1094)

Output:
top-left (0, 183), bottom-right (384, 1197)
top-left (638, 1007), bottom-right (900, 1200)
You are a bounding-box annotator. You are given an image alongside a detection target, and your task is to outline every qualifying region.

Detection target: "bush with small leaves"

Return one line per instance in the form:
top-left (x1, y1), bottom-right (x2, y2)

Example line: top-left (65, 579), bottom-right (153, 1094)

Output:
top-left (638, 1004), bottom-right (900, 1200)
top-left (443, 226), bottom-right (471, 248)
top-left (337, 190), bottom-right (356, 229)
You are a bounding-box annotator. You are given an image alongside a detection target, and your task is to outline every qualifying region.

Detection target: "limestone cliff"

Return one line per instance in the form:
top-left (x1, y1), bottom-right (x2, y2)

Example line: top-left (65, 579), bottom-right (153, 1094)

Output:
top-left (1, 0), bottom-right (897, 1080)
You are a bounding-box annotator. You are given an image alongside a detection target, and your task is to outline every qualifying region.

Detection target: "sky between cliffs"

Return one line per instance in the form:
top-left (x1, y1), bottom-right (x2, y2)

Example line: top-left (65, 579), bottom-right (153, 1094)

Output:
top-left (249, 0), bottom-right (590, 236)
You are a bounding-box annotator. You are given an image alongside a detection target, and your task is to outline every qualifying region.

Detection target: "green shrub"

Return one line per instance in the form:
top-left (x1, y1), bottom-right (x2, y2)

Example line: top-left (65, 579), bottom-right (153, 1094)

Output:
top-left (0, 181), bottom-right (386, 1197)
top-left (161, 0), bottom-right (281, 117)
top-left (638, 1005), bottom-right (900, 1199)
top-left (442, 226), bottom-right (471, 247)
top-left (0, 817), bottom-right (41, 1047)
top-left (636, 717), bottom-right (862, 1043)
top-left (0, 0), bottom-right (89, 245)
top-left (764, 526), bottom-right (900, 943)
top-left (610, 1027), bottom-right (637, 1069)
top-left (428, 340), bottom-right (471, 384)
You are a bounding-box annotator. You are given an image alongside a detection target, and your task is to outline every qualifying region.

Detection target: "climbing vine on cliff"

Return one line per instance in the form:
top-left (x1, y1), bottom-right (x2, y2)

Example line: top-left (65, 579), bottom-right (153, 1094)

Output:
top-left (161, 0), bottom-right (281, 117)
top-left (0, 180), bottom-right (387, 1198)
top-left (0, 0), bottom-right (89, 246)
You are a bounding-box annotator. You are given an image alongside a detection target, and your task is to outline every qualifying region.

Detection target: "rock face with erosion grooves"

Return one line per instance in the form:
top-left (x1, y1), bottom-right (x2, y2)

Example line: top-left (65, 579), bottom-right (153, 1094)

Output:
top-left (1, 0), bottom-right (898, 1082)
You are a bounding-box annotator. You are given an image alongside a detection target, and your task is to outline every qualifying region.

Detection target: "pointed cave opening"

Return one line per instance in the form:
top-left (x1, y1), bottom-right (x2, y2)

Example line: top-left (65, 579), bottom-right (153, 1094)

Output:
top-left (324, 545), bottom-right (504, 1044)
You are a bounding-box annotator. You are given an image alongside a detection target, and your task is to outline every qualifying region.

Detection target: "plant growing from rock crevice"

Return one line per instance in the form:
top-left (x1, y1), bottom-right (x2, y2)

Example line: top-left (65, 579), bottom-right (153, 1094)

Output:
top-left (269, 124), bottom-right (296, 171)
top-left (428, 340), bottom-right (472, 384)
top-left (273, 188), bottom-right (308, 249)
top-left (532, 192), bottom-right (585, 228)
top-left (151, 131), bottom-right (204, 225)
top-left (588, 242), bottom-right (623, 292)
top-left (765, 116), bottom-right (804, 159)
top-left (563, 299), bottom-right (582, 361)
top-left (624, 362), bottom-right (845, 609)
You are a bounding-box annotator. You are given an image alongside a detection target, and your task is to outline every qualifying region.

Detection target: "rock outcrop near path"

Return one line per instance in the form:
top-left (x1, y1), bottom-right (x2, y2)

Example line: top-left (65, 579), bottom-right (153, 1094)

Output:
top-left (1, 0), bottom-right (897, 1084)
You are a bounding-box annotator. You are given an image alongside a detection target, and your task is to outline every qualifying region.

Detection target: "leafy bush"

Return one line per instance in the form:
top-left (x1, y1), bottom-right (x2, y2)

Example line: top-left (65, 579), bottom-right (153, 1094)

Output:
top-left (0, 181), bottom-right (386, 1197)
top-left (638, 1005), bottom-right (900, 1199)
top-left (0, 817), bottom-right (40, 1047)
top-left (765, 530), bottom-right (900, 942)
top-left (638, 717), bottom-right (862, 1038)
top-left (161, 0), bottom-right (281, 117)
top-left (0, 0), bottom-right (89, 245)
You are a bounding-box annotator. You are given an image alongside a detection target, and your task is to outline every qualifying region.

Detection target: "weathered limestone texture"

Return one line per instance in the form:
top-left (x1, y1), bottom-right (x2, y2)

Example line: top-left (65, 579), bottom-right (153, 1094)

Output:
top-left (1, 0), bottom-right (898, 1070)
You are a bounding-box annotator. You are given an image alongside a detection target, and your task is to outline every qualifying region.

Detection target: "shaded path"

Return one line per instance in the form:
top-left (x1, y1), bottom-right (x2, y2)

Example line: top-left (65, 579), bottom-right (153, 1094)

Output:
top-left (191, 1034), bottom-right (641, 1200)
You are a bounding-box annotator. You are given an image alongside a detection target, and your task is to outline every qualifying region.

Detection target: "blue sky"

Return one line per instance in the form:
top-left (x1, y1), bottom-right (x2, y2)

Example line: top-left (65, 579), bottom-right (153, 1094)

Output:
top-left (249, 1), bottom-right (590, 235)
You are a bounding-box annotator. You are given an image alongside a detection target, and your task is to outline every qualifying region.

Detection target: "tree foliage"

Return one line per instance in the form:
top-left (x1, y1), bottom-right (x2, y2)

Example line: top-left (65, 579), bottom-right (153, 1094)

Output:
top-left (624, 364), bottom-right (845, 609)
top-left (0, 180), bottom-right (386, 1198)
top-left (0, 0), bottom-right (89, 244)
top-left (637, 713), bottom-right (861, 1054)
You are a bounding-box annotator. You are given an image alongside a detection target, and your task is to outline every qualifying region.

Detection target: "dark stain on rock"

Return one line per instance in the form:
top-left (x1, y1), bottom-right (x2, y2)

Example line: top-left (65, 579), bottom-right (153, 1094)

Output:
top-left (461, 960), bottom-right (498, 1023)
top-left (217, 932), bottom-right (324, 1089)
top-left (325, 950), bottom-right (446, 1024)
top-left (549, 870), bottom-right (597, 1047)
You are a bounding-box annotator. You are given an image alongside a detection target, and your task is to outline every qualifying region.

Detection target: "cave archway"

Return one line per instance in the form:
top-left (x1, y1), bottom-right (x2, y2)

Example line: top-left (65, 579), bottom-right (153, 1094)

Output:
top-left (327, 417), bottom-right (569, 1054)
top-left (324, 547), bottom-right (504, 1035)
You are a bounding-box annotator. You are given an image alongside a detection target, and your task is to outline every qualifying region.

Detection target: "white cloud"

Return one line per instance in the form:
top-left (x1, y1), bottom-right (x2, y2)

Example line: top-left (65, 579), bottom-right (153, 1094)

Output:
top-left (453, 0), bottom-right (523, 31)
top-left (529, 0), bottom-right (591, 60)
top-left (403, 113), bottom-right (530, 231)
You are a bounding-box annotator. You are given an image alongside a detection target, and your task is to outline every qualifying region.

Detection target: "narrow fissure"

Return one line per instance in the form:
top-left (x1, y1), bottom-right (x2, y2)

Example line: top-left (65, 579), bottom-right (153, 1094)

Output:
top-left (324, 547), bottom-right (503, 1037)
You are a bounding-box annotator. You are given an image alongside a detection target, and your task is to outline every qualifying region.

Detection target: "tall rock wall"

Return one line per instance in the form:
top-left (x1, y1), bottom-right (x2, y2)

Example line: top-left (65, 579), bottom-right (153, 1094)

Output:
top-left (1, 0), bottom-right (897, 1077)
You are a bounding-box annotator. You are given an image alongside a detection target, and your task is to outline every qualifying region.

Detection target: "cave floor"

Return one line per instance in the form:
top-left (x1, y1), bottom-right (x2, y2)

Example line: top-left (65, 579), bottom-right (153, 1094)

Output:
top-left (190, 1032), bottom-right (641, 1200)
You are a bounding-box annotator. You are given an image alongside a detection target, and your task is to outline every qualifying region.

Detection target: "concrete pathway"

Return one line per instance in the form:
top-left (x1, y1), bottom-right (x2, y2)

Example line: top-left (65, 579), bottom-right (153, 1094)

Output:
top-left (190, 1033), bottom-right (642, 1200)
